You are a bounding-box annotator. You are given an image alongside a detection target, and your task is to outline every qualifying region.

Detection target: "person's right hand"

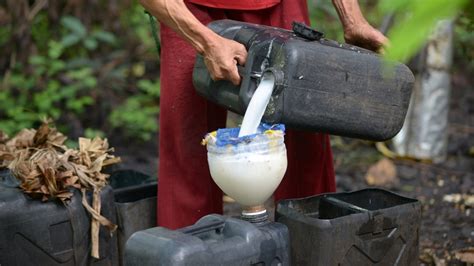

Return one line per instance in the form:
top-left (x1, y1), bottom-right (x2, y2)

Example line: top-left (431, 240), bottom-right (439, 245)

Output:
top-left (202, 35), bottom-right (247, 85)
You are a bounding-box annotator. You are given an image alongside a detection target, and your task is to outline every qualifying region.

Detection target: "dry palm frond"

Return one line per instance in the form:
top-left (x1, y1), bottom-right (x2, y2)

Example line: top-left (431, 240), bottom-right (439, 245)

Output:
top-left (0, 121), bottom-right (120, 259)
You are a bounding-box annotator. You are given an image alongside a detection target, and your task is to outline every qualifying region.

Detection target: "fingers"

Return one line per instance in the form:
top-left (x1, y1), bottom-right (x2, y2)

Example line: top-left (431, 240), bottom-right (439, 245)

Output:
top-left (345, 24), bottom-right (390, 54)
top-left (234, 44), bottom-right (248, 66)
top-left (372, 31), bottom-right (389, 53)
top-left (204, 40), bottom-right (248, 85)
top-left (204, 57), bottom-right (241, 85)
top-left (228, 60), bottom-right (241, 85)
top-left (373, 27), bottom-right (389, 50)
top-left (229, 43), bottom-right (247, 85)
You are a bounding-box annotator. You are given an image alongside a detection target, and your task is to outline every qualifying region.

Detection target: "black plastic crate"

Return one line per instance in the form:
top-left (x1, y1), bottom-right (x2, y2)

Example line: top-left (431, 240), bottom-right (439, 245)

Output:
top-left (0, 170), bottom-right (118, 266)
top-left (109, 170), bottom-right (157, 265)
top-left (124, 214), bottom-right (289, 265)
top-left (276, 188), bottom-right (421, 266)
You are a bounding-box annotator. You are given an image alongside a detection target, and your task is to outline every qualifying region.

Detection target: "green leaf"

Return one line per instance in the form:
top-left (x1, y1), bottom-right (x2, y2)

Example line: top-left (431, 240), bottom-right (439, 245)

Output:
top-left (84, 37), bottom-right (98, 50)
top-left (137, 79), bottom-right (160, 97)
top-left (34, 92), bottom-right (54, 112)
top-left (109, 96), bottom-right (159, 141)
top-left (9, 73), bottom-right (35, 89)
top-left (66, 96), bottom-right (94, 113)
top-left (61, 34), bottom-right (82, 47)
top-left (84, 128), bottom-right (105, 138)
top-left (83, 76), bottom-right (97, 88)
top-left (48, 40), bottom-right (64, 59)
top-left (67, 68), bottom-right (93, 80)
top-left (47, 60), bottom-right (66, 76)
top-left (61, 16), bottom-right (87, 38)
top-left (29, 55), bottom-right (46, 66)
top-left (381, 0), bottom-right (468, 62)
top-left (91, 30), bottom-right (117, 44)
top-left (65, 140), bottom-right (79, 149)
top-left (0, 25), bottom-right (11, 47)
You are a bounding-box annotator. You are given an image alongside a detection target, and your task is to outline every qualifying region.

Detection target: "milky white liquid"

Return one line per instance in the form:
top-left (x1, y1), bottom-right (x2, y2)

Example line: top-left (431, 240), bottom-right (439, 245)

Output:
top-left (208, 150), bottom-right (287, 206)
top-left (206, 72), bottom-right (288, 206)
top-left (238, 73), bottom-right (275, 137)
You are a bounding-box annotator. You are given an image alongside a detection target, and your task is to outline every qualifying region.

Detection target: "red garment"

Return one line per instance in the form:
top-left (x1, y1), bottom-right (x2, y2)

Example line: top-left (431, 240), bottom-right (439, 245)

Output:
top-left (158, 1), bottom-right (336, 229)
top-left (187, 0), bottom-right (280, 10)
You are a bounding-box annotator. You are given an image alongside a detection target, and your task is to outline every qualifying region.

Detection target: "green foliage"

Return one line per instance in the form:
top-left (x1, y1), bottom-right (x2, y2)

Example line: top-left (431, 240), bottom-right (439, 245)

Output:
top-left (60, 16), bottom-right (117, 51)
top-left (454, 14), bottom-right (474, 70)
top-left (0, 38), bottom-right (97, 135)
top-left (380, 0), bottom-right (469, 62)
top-left (84, 128), bottom-right (105, 139)
top-left (308, 0), bottom-right (344, 42)
top-left (0, 24), bottom-right (11, 48)
top-left (109, 79), bottom-right (160, 141)
top-left (309, 0), bottom-right (472, 67)
top-left (30, 12), bottom-right (51, 52)
top-left (1, 4), bottom-right (159, 142)
top-left (0, 13), bottom-right (113, 135)
top-left (121, 4), bottom-right (158, 56)
top-left (308, 0), bottom-right (386, 43)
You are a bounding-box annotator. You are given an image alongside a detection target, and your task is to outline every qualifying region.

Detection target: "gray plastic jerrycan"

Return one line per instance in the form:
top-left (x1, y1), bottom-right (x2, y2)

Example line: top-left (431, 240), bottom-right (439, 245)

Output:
top-left (193, 20), bottom-right (414, 141)
top-left (124, 214), bottom-right (289, 265)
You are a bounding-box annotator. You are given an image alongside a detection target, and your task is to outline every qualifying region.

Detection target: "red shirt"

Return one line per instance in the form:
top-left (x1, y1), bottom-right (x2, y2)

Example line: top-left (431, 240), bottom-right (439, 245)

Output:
top-left (187, 0), bottom-right (281, 10)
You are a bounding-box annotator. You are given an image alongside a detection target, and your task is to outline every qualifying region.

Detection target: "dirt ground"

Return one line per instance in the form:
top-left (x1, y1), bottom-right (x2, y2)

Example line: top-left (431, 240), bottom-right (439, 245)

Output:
top-left (111, 72), bottom-right (473, 265)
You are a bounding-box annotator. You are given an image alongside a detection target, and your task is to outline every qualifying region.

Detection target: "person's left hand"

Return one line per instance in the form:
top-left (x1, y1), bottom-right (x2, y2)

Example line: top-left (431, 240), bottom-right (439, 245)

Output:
top-left (344, 22), bottom-right (388, 53)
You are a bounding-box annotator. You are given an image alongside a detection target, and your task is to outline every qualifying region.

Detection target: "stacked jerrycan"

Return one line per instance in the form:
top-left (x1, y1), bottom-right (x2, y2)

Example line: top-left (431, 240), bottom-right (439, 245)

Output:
top-left (124, 20), bottom-right (419, 265)
top-left (124, 189), bottom-right (421, 266)
top-left (125, 214), bottom-right (290, 265)
top-left (276, 189), bottom-right (421, 265)
top-left (0, 168), bottom-right (159, 266)
top-left (0, 170), bottom-right (118, 266)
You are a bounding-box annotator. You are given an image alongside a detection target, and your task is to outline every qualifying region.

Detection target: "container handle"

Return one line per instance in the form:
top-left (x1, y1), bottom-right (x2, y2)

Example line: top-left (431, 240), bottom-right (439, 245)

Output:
top-left (178, 220), bottom-right (225, 236)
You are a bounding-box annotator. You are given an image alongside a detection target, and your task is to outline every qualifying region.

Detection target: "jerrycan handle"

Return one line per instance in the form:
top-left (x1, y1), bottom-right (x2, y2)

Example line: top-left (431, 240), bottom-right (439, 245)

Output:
top-left (178, 220), bottom-right (225, 236)
top-left (237, 65), bottom-right (246, 78)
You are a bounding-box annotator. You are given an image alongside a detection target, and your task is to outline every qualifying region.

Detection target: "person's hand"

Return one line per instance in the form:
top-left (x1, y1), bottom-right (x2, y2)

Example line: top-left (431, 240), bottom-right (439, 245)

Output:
top-left (202, 35), bottom-right (247, 85)
top-left (344, 22), bottom-right (389, 53)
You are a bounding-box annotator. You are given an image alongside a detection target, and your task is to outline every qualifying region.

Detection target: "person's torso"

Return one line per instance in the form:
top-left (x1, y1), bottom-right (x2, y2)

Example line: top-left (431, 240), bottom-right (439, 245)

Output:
top-left (187, 0), bottom-right (281, 10)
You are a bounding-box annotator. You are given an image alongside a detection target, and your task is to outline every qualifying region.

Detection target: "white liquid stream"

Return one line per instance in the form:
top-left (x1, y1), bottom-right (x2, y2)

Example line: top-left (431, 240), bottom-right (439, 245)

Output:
top-left (238, 73), bottom-right (276, 137)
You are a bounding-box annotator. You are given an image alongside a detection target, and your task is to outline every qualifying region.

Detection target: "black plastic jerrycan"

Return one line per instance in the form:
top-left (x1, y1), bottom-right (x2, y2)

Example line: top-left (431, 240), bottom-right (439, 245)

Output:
top-left (275, 189), bottom-right (421, 265)
top-left (124, 214), bottom-right (289, 265)
top-left (193, 20), bottom-right (414, 141)
top-left (0, 170), bottom-right (118, 266)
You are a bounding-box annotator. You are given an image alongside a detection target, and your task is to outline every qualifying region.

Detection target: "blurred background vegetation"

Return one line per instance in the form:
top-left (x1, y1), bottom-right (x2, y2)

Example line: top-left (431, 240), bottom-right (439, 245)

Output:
top-left (0, 0), bottom-right (472, 145)
top-left (0, 0), bottom-right (160, 145)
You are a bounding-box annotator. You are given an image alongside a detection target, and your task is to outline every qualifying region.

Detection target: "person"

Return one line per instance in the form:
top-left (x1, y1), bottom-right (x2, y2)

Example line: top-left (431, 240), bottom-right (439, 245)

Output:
top-left (140, 0), bottom-right (388, 229)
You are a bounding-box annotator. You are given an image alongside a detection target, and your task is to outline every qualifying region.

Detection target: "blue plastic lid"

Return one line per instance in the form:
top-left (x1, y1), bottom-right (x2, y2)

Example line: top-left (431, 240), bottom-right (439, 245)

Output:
top-left (212, 123), bottom-right (285, 147)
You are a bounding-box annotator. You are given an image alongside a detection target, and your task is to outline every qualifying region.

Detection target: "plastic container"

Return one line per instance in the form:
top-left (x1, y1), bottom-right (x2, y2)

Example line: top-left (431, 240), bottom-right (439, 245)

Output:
top-left (0, 171), bottom-right (118, 266)
top-left (275, 188), bottom-right (421, 266)
top-left (109, 170), bottom-right (157, 266)
top-left (124, 214), bottom-right (290, 266)
top-left (204, 126), bottom-right (287, 207)
top-left (193, 20), bottom-right (414, 141)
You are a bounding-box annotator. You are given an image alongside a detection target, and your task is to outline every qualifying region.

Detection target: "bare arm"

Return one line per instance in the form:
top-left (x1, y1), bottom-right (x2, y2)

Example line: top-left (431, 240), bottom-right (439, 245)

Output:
top-left (140, 0), bottom-right (247, 85)
top-left (332, 0), bottom-right (388, 52)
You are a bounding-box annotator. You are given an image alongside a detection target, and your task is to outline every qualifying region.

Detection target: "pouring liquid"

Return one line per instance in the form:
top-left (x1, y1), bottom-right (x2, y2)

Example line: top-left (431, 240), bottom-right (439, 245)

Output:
top-left (206, 71), bottom-right (287, 207)
top-left (238, 73), bottom-right (276, 137)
